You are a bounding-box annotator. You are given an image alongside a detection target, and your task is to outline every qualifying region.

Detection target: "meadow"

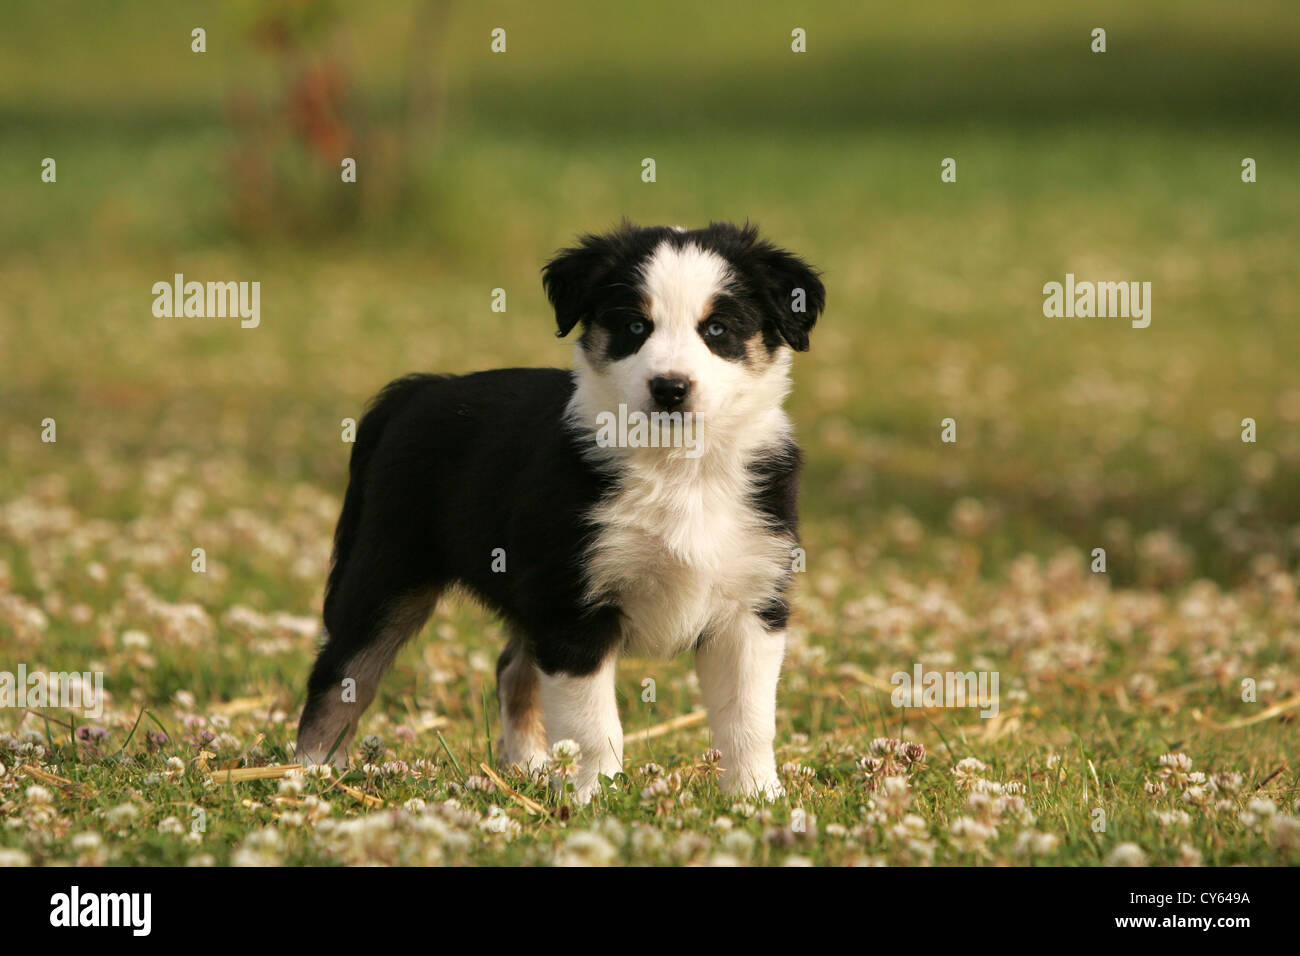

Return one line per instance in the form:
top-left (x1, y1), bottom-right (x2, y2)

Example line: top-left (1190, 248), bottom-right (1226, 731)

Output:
top-left (0, 1), bottom-right (1297, 865)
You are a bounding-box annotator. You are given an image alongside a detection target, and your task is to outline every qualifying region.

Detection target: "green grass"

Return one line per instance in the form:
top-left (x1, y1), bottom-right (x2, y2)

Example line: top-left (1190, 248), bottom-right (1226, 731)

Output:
top-left (0, 0), bottom-right (1297, 866)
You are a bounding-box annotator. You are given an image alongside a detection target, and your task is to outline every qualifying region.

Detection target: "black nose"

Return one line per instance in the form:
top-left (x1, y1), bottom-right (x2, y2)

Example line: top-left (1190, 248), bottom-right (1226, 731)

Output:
top-left (650, 376), bottom-right (691, 409)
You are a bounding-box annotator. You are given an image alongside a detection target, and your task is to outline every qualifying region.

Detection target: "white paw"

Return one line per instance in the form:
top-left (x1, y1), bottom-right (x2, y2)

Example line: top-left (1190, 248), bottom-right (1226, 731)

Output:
top-left (553, 768), bottom-right (620, 805)
top-left (499, 747), bottom-right (549, 778)
top-left (723, 772), bottom-right (785, 801)
top-left (548, 773), bottom-right (600, 804)
top-left (571, 778), bottom-right (603, 805)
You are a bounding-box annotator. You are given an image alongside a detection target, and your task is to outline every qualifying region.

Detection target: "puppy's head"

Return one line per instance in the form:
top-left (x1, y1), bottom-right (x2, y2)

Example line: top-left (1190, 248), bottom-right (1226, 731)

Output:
top-left (543, 221), bottom-right (825, 427)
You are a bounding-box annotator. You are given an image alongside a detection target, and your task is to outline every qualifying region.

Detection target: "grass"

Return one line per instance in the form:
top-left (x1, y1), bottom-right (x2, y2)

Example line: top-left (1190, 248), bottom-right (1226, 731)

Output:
top-left (0, 0), bottom-right (1297, 866)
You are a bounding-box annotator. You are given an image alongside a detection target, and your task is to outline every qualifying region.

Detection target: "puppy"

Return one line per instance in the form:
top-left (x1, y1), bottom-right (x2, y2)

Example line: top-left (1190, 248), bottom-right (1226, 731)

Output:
top-left (297, 221), bottom-right (825, 801)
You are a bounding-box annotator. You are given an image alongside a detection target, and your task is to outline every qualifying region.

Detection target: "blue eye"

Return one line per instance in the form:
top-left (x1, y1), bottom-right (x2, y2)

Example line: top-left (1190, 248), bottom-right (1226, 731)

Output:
top-left (628, 320), bottom-right (647, 335)
top-left (705, 321), bottom-right (726, 337)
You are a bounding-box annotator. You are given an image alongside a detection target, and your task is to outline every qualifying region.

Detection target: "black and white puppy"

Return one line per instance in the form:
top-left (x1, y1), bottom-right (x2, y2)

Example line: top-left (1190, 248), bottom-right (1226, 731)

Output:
top-left (297, 221), bottom-right (825, 801)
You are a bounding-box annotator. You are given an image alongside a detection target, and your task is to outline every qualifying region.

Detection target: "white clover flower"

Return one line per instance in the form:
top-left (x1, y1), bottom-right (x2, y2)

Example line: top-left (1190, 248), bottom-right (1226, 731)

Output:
top-left (1210, 773), bottom-right (1243, 795)
top-left (1014, 829), bottom-right (1058, 856)
top-left (722, 830), bottom-right (755, 858)
top-left (549, 739), bottom-right (582, 778)
top-left (1177, 843), bottom-right (1203, 867)
top-left (1246, 797), bottom-right (1277, 817)
top-left (597, 818), bottom-right (626, 847)
top-left (303, 795), bottom-right (332, 823)
top-left (949, 816), bottom-right (998, 852)
top-left (630, 825), bottom-right (665, 857)
top-left (479, 806), bottom-right (522, 838)
top-left (244, 826), bottom-right (283, 853)
top-left (995, 795), bottom-right (1035, 826)
top-left (1106, 842), bottom-right (1148, 866)
top-left (670, 832), bottom-right (710, 863)
top-left (1157, 753), bottom-right (1194, 786)
top-left (1270, 814), bottom-right (1299, 852)
top-left (557, 830), bottom-right (618, 866)
top-left (104, 803), bottom-right (139, 827)
top-left (1159, 753), bottom-right (1193, 772)
top-left (953, 757), bottom-right (992, 791)
top-left (780, 761), bottom-right (815, 781)
top-left (1155, 810), bottom-right (1192, 828)
top-left (890, 814), bottom-right (929, 842)
top-left (879, 775), bottom-right (912, 816)
top-left (70, 832), bottom-right (102, 852)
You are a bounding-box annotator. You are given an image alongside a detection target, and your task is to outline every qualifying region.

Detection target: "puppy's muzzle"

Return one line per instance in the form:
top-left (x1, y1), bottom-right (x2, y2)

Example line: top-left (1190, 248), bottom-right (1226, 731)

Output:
top-left (649, 375), bottom-right (691, 411)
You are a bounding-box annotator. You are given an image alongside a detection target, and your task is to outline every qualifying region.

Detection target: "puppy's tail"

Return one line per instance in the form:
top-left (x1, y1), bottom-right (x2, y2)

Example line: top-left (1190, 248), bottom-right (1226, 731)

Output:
top-left (324, 374), bottom-right (434, 618)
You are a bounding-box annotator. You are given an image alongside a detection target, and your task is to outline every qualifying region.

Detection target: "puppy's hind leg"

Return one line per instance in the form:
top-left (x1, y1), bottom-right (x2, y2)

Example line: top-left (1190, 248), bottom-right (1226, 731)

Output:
top-left (495, 633), bottom-right (548, 775)
top-left (297, 584), bottom-right (437, 769)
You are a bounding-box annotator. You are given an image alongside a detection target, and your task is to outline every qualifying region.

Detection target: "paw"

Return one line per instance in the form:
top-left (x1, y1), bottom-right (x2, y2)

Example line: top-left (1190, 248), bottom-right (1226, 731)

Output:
top-left (548, 773), bottom-right (601, 804)
top-left (722, 771), bottom-right (785, 801)
top-left (295, 740), bottom-right (349, 771)
top-left (571, 778), bottom-right (603, 805)
top-left (752, 778), bottom-right (786, 801)
top-left (498, 743), bottom-right (549, 778)
top-left (552, 768), bottom-right (620, 805)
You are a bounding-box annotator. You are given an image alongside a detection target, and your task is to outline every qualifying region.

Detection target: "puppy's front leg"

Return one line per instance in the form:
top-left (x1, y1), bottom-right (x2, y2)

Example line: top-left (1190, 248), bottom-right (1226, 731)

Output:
top-left (537, 653), bottom-right (623, 803)
top-left (696, 618), bottom-right (786, 799)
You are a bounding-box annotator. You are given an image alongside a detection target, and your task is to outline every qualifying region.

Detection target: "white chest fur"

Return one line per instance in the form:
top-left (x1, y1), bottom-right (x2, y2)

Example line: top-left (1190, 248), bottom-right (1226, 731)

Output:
top-left (584, 441), bottom-right (793, 659)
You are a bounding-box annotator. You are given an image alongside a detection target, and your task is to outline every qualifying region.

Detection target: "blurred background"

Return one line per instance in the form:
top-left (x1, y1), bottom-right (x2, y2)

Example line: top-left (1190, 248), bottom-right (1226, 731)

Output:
top-left (1, 0), bottom-right (1298, 604)
top-left (3, 3), bottom-right (1298, 866)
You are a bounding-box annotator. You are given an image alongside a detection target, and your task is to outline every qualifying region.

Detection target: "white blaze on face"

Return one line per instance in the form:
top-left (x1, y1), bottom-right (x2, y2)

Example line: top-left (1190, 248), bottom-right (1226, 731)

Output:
top-left (629, 241), bottom-right (734, 416)
top-left (570, 236), bottom-right (794, 458)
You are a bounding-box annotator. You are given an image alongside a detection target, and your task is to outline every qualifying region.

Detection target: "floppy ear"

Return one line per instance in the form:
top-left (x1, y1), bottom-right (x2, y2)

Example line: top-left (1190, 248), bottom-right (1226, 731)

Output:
top-left (542, 230), bottom-right (625, 338)
top-left (753, 243), bottom-right (825, 352)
